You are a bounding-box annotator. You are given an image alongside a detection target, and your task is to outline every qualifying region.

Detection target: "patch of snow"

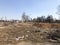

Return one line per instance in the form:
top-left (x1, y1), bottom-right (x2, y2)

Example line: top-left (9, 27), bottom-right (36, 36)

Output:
top-left (16, 35), bottom-right (24, 41)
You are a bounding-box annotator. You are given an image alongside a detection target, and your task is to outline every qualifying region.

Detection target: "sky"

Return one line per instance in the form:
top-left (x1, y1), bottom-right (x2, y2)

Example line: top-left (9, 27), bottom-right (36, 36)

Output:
top-left (0, 0), bottom-right (60, 20)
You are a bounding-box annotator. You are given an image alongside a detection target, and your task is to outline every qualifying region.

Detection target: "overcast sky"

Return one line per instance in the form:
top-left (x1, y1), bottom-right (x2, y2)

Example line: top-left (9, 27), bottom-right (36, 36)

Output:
top-left (0, 0), bottom-right (60, 20)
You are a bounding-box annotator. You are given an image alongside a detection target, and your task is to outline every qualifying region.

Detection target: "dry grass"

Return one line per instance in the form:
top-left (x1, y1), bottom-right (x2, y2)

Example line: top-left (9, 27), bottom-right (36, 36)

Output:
top-left (33, 23), bottom-right (60, 29)
top-left (0, 22), bottom-right (60, 45)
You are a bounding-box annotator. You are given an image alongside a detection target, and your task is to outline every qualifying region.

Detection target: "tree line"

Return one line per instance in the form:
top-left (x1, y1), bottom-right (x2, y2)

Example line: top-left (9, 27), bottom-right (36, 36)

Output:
top-left (22, 13), bottom-right (60, 23)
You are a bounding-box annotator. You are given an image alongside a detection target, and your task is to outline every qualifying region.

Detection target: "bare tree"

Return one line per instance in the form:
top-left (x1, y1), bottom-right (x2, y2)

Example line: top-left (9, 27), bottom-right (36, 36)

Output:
top-left (57, 5), bottom-right (60, 15)
top-left (21, 12), bottom-right (30, 22)
top-left (56, 5), bottom-right (60, 20)
top-left (46, 15), bottom-right (53, 23)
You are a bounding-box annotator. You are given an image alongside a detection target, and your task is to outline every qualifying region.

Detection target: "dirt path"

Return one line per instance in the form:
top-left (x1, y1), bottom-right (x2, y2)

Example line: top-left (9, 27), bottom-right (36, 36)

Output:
top-left (16, 41), bottom-right (60, 45)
